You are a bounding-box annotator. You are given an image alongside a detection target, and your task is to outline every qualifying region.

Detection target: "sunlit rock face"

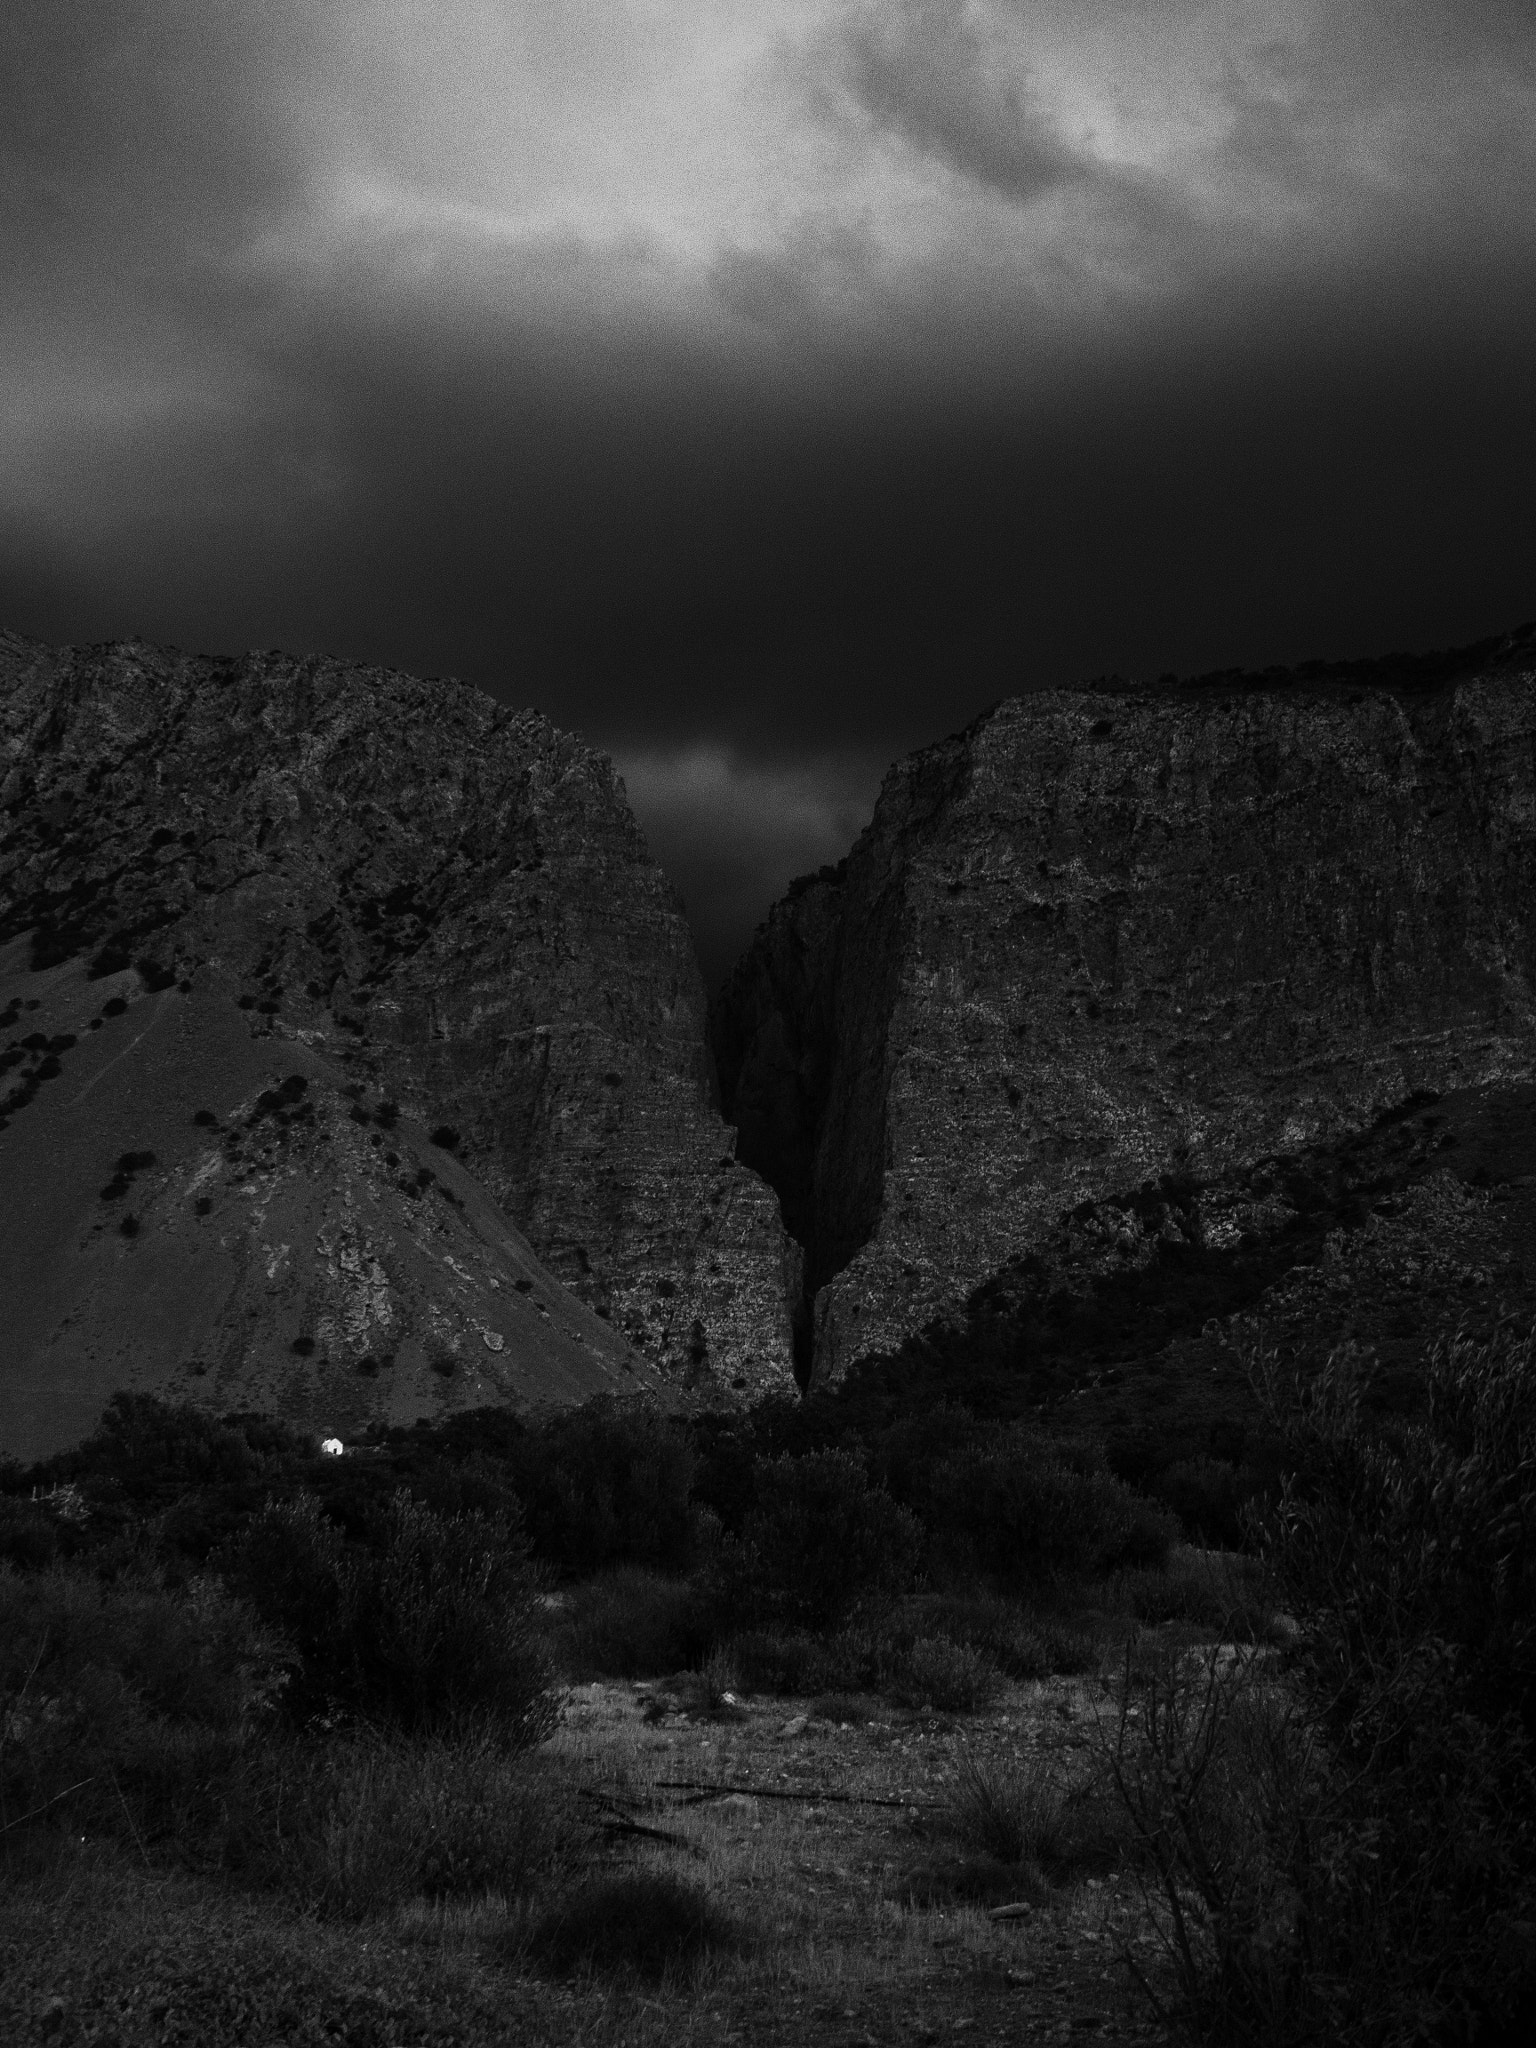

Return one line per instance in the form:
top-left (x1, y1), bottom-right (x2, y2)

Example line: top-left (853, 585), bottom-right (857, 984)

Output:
top-left (715, 630), bottom-right (1536, 1387)
top-left (0, 629), bottom-right (798, 1444)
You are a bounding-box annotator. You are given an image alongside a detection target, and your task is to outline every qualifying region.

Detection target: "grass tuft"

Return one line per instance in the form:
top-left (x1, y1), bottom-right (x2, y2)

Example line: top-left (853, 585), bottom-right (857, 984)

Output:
top-left (948, 1751), bottom-right (1081, 1874)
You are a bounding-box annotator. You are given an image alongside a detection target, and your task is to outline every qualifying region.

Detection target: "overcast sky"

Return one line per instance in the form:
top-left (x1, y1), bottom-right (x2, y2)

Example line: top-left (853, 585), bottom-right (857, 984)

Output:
top-left (4, 2), bottom-right (1534, 984)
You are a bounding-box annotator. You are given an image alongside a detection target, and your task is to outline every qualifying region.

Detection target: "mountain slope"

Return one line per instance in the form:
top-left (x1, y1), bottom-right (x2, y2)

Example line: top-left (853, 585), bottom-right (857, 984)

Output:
top-left (1, 629), bottom-right (798, 1453)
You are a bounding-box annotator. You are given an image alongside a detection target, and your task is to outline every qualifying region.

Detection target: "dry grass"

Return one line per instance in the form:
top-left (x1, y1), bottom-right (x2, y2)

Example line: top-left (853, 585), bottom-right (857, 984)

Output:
top-left (3, 1553), bottom-right (1262, 2046)
top-left (948, 1750), bottom-right (1080, 1873)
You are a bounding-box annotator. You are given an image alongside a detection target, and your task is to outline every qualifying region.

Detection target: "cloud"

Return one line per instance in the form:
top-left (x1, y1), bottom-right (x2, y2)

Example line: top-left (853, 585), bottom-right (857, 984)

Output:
top-left (1, 1), bottom-right (1533, 977)
top-left (613, 745), bottom-right (882, 988)
top-left (833, 0), bottom-right (1080, 205)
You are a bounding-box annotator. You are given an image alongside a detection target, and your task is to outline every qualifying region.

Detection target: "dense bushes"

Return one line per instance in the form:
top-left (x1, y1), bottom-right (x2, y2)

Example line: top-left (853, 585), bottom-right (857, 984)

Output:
top-left (551, 1566), bottom-right (712, 1679)
top-left (920, 1425), bottom-right (1177, 1581)
top-left (711, 1448), bottom-right (923, 1627)
top-left (1149, 1455), bottom-right (1251, 1548)
top-left (1269, 1326), bottom-right (1536, 1737)
top-left (497, 1402), bottom-right (696, 1577)
top-left (1109, 1326), bottom-right (1536, 2047)
top-left (220, 1489), bottom-right (555, 1740)
top-left (6, 1394), bottom-right (701, 1586)
top-left (1, 1499), bottom-right (556, 1895)
top-left (0, 1564), bottom-right (288, 1852)
top-left (6, 1384), bottom-right (1194, 1606)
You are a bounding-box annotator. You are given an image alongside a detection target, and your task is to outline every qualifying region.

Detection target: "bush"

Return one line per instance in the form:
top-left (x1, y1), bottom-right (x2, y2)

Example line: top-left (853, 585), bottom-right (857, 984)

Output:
top-left (551, 1567), bottom-right (712, 1680)
top-left (900, 1591), bottom-right (1067, 1680)
top-left (927, 1426), bottom-right (1178, 1583)
top-left (712, 1449), bottom-right (923, 1628)
top-left (726, 1625), bottom-right (899, 1698)
top-left (219, 1489), bottom-right (556, 1740)
top-left (519, 1870), bottom-right (743, 1983)
top-left (502, 1401), bottom-right (696, 1578)
top-left (1152, 1457), bottom-right (1253, 1549)
top-left (0, 1563), bottom-right (288, 1852)
top-left (1268, 1327), bottom-right (1536, 1735)
top-left (949, 1752), bottom-right (1082, 1873)
top-left (1105, 1328), bottom-right (1536, 2047)
top-left (0, 1496), bottom-right (61, 1570)
top-left (899, 1635), bottom-right (1001, 1713)
top-left (868, 1401), bottom-right (993, 1513)
top-left (1103, 1548), bottom-right (1275, 1640)
top-left (725, 1614), bottom-right (1007, 1710)
top-left (35, 1391), bottom-right (308, 1498)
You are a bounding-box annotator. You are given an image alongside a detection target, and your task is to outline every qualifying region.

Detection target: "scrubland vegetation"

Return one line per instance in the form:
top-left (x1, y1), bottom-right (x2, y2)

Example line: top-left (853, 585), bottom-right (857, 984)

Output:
top-left (2, 1325), bottom-right (1533, 2044)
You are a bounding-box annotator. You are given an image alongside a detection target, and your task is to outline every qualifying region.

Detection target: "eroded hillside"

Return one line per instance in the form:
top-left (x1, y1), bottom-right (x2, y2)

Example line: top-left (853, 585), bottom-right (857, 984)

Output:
top-left (0, 631), bottom-right (798, 1453)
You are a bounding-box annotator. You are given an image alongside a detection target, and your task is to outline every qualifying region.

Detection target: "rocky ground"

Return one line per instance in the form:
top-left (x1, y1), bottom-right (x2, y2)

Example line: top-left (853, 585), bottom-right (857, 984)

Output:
top-left (546, 1671), bottom-right (1169, 2046)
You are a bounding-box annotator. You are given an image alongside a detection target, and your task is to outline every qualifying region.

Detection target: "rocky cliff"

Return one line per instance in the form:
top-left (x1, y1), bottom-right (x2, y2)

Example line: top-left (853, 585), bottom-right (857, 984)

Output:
top-left (715, 627), bottom-right (1536, 1387)
top-left (1, 630), bottom-right (798, 1452)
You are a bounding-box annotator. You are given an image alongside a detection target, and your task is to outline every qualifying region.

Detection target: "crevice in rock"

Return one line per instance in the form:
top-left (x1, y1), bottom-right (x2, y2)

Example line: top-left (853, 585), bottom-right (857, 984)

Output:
top-left (711, 861), bottom-right (848, 1372)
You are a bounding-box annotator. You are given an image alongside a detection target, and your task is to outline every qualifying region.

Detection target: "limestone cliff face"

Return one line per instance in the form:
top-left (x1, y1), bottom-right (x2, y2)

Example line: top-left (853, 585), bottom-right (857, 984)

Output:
top-left (0, 630), bottom-right (798, 1414)
top-left (715, 631), bottom-right (1536, 1386)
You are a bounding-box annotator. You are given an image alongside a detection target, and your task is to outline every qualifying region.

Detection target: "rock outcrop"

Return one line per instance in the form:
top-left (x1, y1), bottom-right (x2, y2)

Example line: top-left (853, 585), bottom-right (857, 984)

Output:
top-left (1, 630), bottom-right (798, 1453)
top-left (715, 627), bottom-right (1536, 1387)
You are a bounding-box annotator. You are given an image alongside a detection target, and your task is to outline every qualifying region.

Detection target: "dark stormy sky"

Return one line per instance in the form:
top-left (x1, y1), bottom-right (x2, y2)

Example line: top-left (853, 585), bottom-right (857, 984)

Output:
top-left (4, 3), bottom-right (1535, 986)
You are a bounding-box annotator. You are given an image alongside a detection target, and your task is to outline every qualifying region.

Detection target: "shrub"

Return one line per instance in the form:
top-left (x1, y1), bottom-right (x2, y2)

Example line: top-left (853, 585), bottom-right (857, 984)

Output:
top-left (0, 1497), bottom-right (59, 1571)
top-left (1152, 1456), bottom-right (1253, 1548)
top-left (1266, 1327), bottom-right (1536, 1736)
top-left (1105, 1328), bottom-right (1536, 2047)
top-left (1024, 1616), bottom-right (1098, 1676)
top-left (0, 1563), bottom-right (287, 1737)
top-left (519, 1871), bottom-right (743, 1983)
top-left (1103, 1548), bottom-right (1275, 1640)
top-left (219, 1489), bottom-right (556, 1740)
top-left (214, 1491), bottom-right (350, 1721)
top-left (713, 1449), bottom-right (923, 1628)
top-left (900, 1591), bottom-right (1063, 1680)
top-left (0, 1563), bottom-right (288, 1852)
top-left (928, 1426), bottom-right (1178, 1583)
top-left (724, 1615), bottom-right (1005, 1709)
top-left (726, 1625), bottom-right (898, 1698)
top-left (503, 1400), bottom-right (697, 1577)
top-left (36, 1391), bottom-right (306, 1498)
top-left (899, 1635), bottom-right (1001, 1713)
top-left (868, 1401), bottom-right (992, 1513)
top-left (948, 1752), bottom-right (1081, 1874)
top-left (551, 1566), bottom-right (711, 1680)
top-left (233, 1729), bottom-right (558, 1917)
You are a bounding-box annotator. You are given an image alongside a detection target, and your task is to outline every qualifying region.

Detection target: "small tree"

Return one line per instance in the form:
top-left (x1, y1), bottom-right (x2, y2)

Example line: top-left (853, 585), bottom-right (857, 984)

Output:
top-left (715, 1449), bottom-right (923, 1628)
top-left (221, 1489), bottom-right (555, 1742)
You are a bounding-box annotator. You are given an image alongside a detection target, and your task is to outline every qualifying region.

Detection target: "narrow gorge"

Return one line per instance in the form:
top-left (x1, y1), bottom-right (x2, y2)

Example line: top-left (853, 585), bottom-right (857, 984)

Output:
top-left (5, 623), bottom-right (1536, 1458)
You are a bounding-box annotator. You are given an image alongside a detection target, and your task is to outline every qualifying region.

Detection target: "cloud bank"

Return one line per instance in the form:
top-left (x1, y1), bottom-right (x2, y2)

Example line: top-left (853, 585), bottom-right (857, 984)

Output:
top-left (2, 1), bottom-right (1533, 969)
